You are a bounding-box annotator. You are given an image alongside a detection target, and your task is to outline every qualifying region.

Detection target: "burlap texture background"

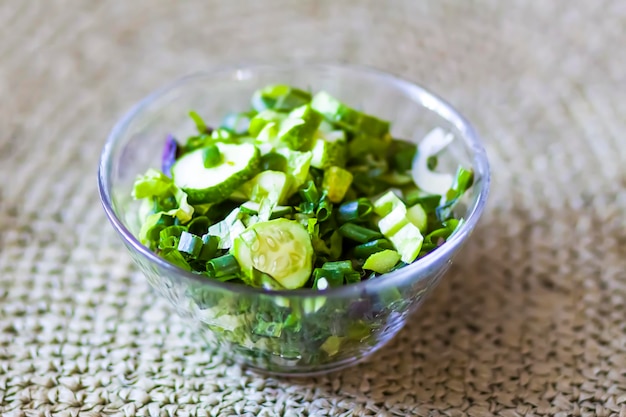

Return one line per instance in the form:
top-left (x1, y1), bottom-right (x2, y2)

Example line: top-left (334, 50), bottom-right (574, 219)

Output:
top-left (1, 1), bottom-right (625, 416)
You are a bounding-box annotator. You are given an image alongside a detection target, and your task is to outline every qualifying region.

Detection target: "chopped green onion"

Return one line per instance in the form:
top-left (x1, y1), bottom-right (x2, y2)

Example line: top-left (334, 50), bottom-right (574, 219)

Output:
top-left (337, 198), bottom-right (374, 223)
top-left (418, 243), bottom-right (438, 256)
top-left (207, 208), bottom-right (245, 249)
top-left (424, 219), bottom-right (463, 245)
top-left (328, 230), bottom-right (343, 260)
top-left (177, 231), bottom-right (203, 258)
top-left (213, 274), bottom-right (241, 283)
top-left (157, 225), bottom-right (187, 250)
top-left (447, 167), bottom-right (474, 200)
top-left (202, 144), bottom-right (222, 168)
top-left (344, 271), bottom-right (361, 284)
top-left (321, 260), bottom-right (355, 275)
top-left (353, 239), bottom-right (394, 258)
top-left (138, 212), bottom-right (175, 246)
top-left (379, 171), bottom-right (413, 186)
top-left (160, 248), bottom-right (191, 271)
top-left (338, 223), bottom-right (383, 243)
top-left (299, 180), bottom-right (320, 205)
top-left (206, 254), bottom-right (241, 277)
top-left (158, 236), bottom-right (178, 250)
top-left (316, 194), bottom-right (332, 222)
top-left (436, 167), bottom-right (474, 221)
top-left (351, 172), bottom-right (389, 196)
top-left (298, 201), bottom-right (316, 215)
top-left (388, 139), bottom-right (416, 173)
top-left (189, 111), bottom-right (209, 133)
top-left (307, 218), bottom-right (318, 235)
top-left (187, 216), bottom-right (210, 236)
top-left (159, 225), bottom-right (187, 243)
top-left (403, 189), bottom-right (441, 211)
top-left (199, 234), bottom-right (219, 260)
top-left (313, 268), bottom-right (343, 290)
top-left (427, 156), bottom-right (438, 170)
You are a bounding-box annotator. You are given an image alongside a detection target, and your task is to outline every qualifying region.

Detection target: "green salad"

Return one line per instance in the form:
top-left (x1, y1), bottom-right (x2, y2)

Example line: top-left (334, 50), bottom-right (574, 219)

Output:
top-left (133, 84), bottom-right (473, 290)
top-left (130, 84), bottom-right (474, 369)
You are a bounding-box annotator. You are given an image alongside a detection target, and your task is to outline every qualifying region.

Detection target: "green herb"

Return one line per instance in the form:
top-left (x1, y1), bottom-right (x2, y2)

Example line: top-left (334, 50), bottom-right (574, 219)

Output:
top-left (202, 144), bottom-right (222, 168)
top-left (337, 198), bottom-right (374, 224)
top-left (189, 111), bottom-right (209, 133)
top-left (338, 223), bottom-right (383, 243)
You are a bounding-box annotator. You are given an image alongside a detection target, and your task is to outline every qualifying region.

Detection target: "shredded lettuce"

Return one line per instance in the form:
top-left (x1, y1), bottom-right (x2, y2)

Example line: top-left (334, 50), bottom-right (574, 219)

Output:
top-left (132, 169), bottom-right (194, 225)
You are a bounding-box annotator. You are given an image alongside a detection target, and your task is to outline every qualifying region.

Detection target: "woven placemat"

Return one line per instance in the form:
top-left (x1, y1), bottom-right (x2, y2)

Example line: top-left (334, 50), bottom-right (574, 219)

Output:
top-left (1, 1), bottom-right (625, 416)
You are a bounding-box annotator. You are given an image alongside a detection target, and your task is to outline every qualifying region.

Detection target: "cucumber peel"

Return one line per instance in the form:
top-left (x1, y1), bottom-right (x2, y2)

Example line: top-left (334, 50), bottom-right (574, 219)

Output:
top-left (172, 142), bottom-right (260, 205)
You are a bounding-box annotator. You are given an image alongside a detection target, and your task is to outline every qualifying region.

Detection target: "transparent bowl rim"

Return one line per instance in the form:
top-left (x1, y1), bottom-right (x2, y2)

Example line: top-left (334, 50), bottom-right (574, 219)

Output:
top-left (98, 62), bottom-right (491, 298)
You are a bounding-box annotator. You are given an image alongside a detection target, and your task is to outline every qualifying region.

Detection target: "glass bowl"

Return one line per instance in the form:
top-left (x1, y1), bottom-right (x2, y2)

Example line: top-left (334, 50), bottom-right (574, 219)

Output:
top-left (98, 64), bottom-right (490, 376)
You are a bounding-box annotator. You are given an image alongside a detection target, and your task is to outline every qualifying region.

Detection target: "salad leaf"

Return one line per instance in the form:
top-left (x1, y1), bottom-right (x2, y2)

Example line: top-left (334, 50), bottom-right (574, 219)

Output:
top-left (132, 169), bottom-right (194, 224)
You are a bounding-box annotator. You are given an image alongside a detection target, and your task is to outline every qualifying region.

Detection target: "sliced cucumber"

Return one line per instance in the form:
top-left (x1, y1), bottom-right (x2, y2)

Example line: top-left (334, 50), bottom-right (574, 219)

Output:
top-left (172, 142), bottom-right (260, 204)
top-left (373, 191), bottom-right (405, 217)
top-left (276, 148), bottom-right (313, 195)
top-left (277, 104), bottom-right (322, 151)
top-left (311, 91), bottom-right (390, 139)
top-left (310, 130), bottom-right (347, 169)
top-left (231, 218), bottom-right (314, 289)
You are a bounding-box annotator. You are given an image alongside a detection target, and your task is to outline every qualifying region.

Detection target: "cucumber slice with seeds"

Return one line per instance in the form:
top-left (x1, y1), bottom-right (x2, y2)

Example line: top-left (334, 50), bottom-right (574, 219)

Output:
top-left (232, 218), bottom-right (314, 289)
